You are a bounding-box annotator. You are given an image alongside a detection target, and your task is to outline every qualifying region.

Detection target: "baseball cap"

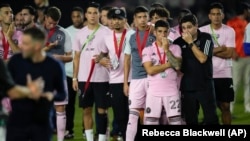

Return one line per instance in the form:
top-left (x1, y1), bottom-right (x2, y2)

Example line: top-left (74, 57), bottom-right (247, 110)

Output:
top-left (109, 8), bottom-right (126, 19)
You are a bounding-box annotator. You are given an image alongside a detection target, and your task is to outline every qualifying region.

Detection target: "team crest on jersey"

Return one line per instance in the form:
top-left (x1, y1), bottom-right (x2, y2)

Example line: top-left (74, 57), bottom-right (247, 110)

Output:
top-left (56, 34), bottom-right (63, 41)
top-left (146, 107), bottom-right (151, 113)
top-left (13, 39), bottom-right (18, 45)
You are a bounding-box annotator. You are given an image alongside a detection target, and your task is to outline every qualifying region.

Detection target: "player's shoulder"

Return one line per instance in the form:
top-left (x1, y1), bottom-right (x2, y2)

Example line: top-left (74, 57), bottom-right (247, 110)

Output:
top-left (222, 24), bottom-right (235, 33)
top-left (199, 24), bottom-right (209, 31)
top-left (199, 30), bottom-right (212, 39)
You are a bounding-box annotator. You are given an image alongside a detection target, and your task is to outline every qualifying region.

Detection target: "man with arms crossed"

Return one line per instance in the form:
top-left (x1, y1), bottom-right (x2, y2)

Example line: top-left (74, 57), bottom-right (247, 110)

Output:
top-left (43, 6), bottom-right (72, 141)
top-left (199, 2), bottom-right (235, 125)
top-left (142, 20), bottom-right (182, 125)
top-left (6, 27), bottom-right (66, 141)
top-left (72, 2), bottom-right (110, 141)
top-left (123, 6), bottom-right (155, 141)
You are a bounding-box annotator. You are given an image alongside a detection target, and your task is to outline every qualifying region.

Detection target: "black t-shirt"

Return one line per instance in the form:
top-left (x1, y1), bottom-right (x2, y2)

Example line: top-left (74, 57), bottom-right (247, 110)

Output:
top-left (173, 30), bottom-right (214, 91)
top-left (7, 53), bottom-right (66, 126)
top-left (0, 59), bottom-right (15, 96)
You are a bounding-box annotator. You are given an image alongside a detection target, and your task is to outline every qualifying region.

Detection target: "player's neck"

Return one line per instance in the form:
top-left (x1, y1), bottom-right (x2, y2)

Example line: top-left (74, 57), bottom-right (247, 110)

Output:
top-left (114, 27), bottom-right (125, 33)
top-left (137, 25), bottom-right (147, 31)
top-left (73, 23), bottom-right (83, 29)
top-left (211, 23), bottom-right (222, 30)
top-left (1, 23), bottom-right (10, 33)
top-left (156, 40), bottom-right (163, 48)
top-left (87, 23), bottom-right (99, 30)
top-left (25, 22), bottom-right (35, 29)
top-left (31, 51), bottom-right (46, 63)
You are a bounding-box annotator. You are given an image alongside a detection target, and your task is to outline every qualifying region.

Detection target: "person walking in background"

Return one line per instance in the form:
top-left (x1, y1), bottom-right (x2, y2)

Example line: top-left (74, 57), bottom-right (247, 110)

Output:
top-left (227, 2), bottom-right (250, 113)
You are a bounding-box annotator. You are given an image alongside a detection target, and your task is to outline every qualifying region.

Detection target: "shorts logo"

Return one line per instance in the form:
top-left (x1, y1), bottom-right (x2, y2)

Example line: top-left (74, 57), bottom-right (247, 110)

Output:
top-left (146, 107), bottom-right (151, 113)
top-left (229, 84), bottom-right (233, 88)
top-left (56, 34), bottom-right (63, 41)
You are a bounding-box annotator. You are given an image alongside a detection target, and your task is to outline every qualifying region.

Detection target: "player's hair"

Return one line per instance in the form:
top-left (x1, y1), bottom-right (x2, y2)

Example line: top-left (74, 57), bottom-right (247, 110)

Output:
top-left (100, 6), bottom-right (112, 12)
top-left (133, 6), bottom-right (148, 16)
top-left (0, 3), bottom-right (10, 10)
top-left (236, 2), bottom-right (250, 15)
top-left (180, 14), bottom-right (198, 26)
top-left (149, 7), bottom-right (171, 19)
top-left (72, 6), bottom-right (84, 14)
top-left (178, 8), bottom-right (192, 22)
top-left (86, 1), bottom-right (100, 11)
top-left (209, 2), bottom-right (224, 13)
top-left (154, 20), bottom-right (170, 30)
top-left (23, 27), bottom-right (46, 43)
top-left (22, 5), bottom-right (37, 16)
top-left (150, 2), bottom-right (165, 9)
top-left (45, 6), bottom-right (61, 21)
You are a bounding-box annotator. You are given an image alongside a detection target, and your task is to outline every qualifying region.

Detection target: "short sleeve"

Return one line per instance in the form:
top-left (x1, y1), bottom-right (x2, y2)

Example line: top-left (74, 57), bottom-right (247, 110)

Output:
top-left (201, 35), bottom-right (214, 58)
top-left (170, 45), bottom-right (182, 58)
top-left (63, 30), bottom-right (72, 53)
top-left (142, 47), bottom-right (152, 64)
top-left (123, 30), bottom-right (134, 55)
top-left (226, 27), bottom-right (236, 48)
top-left (101, 37), bottom-right (109, 53)
top-left (72, 32), bottom-right (81, 52)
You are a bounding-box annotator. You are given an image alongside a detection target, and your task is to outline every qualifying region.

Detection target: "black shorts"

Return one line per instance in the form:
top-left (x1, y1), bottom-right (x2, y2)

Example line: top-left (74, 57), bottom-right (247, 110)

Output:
top-left (213, 78), bottom-right (234, 103)
top-left (78, 82), bottom-right (109, 109)
top-left (109, 83), bottom-right (129, 122)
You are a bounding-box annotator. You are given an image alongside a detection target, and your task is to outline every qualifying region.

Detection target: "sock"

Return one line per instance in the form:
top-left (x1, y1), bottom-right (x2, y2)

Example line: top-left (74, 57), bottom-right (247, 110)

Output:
top-left (169, 116), bottom-right (182, 125)
top-left (97, 113), bottom-right (108, 134)
top-left (159, 108), bottom-right (168, 125)
top-left (144, 117), bottom-right (159, 125)
top-left (98, 134), bottom-right (106, 141)
top-left (126, 110), bottom-right (139, 141)
top-left (56, 112), bottom-right (66, 141)
top-left (85, 129), bottom-right (94, 141)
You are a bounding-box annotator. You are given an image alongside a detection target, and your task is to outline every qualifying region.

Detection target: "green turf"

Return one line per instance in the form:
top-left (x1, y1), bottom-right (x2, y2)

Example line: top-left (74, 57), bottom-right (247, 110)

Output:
top-left (52, 87), bottom-right (250, 141)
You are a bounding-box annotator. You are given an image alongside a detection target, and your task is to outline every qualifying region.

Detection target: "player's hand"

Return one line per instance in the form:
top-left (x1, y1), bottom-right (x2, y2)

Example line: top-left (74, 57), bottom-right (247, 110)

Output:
top-left (220, 45), bottom-right (227, 52)
top-left (6, 22), bottom-right (15, 39)
top-left (123, 83), bottom-right (129, 97)
top-left (48, 40), bottom-right (59, 48)
top-left (162, 37), bottom-right (169, 51)
top-left (182, 32), bottom-right (193, 44)
top-left (99, 57), bottom-right (111, 68)
top-left (26, 74), bottom-right (44, 100)
top-left (41, 92), bottom-right (54, 101)
top-left (52, 54), bottom-right (61, 60)
top-left (72, 80), bottom-right (78, 91)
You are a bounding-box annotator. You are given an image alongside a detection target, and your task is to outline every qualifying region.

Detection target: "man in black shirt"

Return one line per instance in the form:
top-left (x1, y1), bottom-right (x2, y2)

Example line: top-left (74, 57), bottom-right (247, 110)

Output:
top-left (173, 14), bottom-right (219, 125)
top-left (6, 27), bottom-right (66, 141)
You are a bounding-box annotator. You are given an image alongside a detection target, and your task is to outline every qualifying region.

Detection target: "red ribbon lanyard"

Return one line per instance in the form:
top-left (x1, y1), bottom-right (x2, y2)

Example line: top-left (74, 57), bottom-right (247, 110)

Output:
top-left (113, 29), bottom-right (127, 59)
top-left (1, 31), bottom-right (9, 60)
top-left (45, 27), bottom-right (56, 46)
top-left (155, 42), bottom-right (166, 64)
top-left (136, 29), bottom-right (150, 59)
top-left (84, 59), bottom-right (95, 93)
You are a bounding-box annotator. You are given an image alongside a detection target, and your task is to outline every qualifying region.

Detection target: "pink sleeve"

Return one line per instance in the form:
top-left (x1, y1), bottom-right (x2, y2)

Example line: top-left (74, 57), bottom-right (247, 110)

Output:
top-left (100, 37), bottom-right (109, 53)
top-left (226, 28), bottom-right (236, 48)
top-left (16, 31), bottom-right (23, 48)
top-left (170, 45), bottom-right (182, 58)
top-left (142, 47), bottom-right (152, 64)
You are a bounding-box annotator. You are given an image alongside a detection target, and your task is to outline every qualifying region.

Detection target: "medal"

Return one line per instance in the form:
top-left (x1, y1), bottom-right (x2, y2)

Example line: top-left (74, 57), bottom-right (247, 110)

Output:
top-left (111, 56), bottom-right (120, 70)
top-left (160, 72), bottom-right (167, 78)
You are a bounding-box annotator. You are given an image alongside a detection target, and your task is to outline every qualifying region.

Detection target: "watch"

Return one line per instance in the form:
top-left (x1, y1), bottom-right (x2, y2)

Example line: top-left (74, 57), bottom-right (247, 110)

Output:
top-left (188, 42), bottom-right (194, 48)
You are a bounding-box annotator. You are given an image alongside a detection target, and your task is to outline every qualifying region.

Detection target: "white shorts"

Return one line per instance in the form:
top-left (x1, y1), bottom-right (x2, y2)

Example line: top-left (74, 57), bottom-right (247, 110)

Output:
top-left (144, 94), bottom-right (181, 118)
top-left (128, 78), bottom-right (148, 109)
top-left (54, 79), bottom-right (68, 106)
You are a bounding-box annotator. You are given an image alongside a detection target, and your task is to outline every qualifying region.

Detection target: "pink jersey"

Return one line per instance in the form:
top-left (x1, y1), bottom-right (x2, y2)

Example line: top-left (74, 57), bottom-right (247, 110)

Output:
top-left (72, 24), bottom-right (111, 82)
top-left (0, 29), bottom-right (22, 59)
top-left (199, 24), bottom-right (236, 78)
top-left (101, 30), bottom-right (131, 84)
top-left (142, 42), bottom-right (182, 97)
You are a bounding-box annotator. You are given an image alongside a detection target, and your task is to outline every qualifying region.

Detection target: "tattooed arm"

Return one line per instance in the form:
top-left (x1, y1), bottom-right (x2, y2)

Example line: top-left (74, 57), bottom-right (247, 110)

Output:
top-left (166, 50), bottom-right (182, 70)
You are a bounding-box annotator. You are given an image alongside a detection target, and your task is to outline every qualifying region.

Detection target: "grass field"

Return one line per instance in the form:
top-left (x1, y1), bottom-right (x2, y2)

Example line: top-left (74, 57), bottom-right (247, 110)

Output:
top-left (52, 87), bottom-right (250, 141)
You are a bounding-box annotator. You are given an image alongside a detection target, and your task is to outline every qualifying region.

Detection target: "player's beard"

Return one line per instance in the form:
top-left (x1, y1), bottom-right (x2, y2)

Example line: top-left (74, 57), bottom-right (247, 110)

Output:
top-left (23, 20), bottom-right (32, 27)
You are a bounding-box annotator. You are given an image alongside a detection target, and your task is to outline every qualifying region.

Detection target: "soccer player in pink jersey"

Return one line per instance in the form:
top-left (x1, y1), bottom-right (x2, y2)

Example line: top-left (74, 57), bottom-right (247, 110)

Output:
top-left (0, 3), bottom-right (22, 60)
top-left (72, 2), bottom-right (111, 141)
top-left (142, 20), bottom-right (182, 125)
top-left (98, 8), bottom-right (131, 141)
top-left (199, 2), bottom-right (235, 125)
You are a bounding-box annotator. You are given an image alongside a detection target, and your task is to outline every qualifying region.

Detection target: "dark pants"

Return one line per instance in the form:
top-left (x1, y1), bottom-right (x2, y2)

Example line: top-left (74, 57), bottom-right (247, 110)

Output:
top-left (65, 76), bottom-right (77, 134)
top-left (6, 124), bottom-right (52, 141)
top-left (181, 82), bottom-right (219, 125)
top-left (109, 83), bottom-right (129, 140)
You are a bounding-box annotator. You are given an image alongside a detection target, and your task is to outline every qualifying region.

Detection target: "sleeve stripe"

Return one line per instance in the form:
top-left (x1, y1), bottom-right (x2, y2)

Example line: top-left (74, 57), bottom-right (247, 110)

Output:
top-left (204, 40), bottom-right (211, 55)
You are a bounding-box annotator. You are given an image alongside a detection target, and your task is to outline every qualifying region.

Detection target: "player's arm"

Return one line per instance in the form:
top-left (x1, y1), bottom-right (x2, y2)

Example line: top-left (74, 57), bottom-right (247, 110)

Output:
top-left (6, 23), bottom-right (20, 53)
top-left (143, 61), bottom-right (172, 75)
top-left (166, 50), bottom-right (182, 70)
top-left (214, 46), bottom-right (234, 59)
top-left (53, 52), bottom-right (73, 63)
top-left (58, 30), bottom-right (73, 63)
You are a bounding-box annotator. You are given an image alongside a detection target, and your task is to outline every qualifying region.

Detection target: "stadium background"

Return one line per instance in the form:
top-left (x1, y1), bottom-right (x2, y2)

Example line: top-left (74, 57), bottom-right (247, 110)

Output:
top-left (1, 0), bottom-right (250, 140)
